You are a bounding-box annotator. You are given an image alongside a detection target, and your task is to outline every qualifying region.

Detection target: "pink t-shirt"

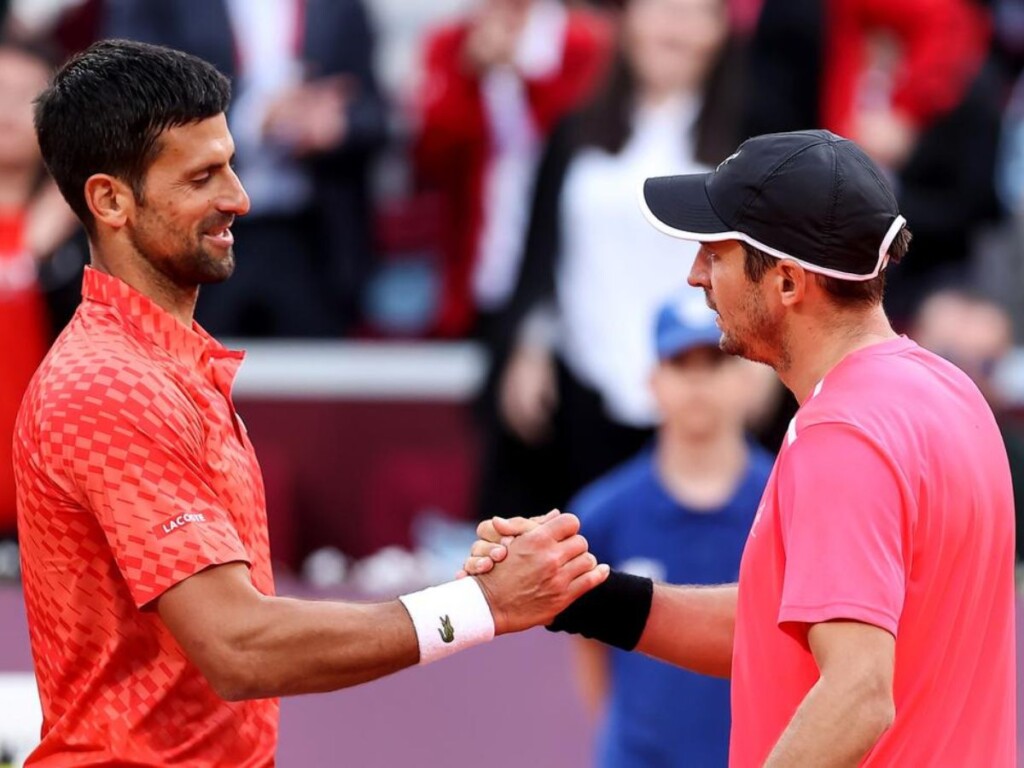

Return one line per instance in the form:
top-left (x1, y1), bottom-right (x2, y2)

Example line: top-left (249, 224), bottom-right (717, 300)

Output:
top-left (730, 337), bottom-right (1016, 767)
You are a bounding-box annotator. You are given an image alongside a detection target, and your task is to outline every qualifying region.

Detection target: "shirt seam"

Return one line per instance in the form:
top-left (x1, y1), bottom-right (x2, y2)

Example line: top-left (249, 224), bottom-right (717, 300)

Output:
top-left (778, 601), bottom-right (899, 635)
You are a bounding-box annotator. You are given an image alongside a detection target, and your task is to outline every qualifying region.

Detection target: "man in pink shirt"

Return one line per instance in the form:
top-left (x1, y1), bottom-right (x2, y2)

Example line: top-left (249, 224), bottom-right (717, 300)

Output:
top-left (466, 129), bottom-right (1016, 765)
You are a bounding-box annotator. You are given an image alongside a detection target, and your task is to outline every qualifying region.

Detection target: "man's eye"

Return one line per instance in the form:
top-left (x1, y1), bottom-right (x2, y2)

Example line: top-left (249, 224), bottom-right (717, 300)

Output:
top-left (192, 174), bottom-right (211, 185)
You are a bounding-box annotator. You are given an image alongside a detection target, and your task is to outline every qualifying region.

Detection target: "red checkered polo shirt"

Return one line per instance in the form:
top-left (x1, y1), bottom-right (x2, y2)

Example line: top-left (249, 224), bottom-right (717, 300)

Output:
top-left (14, 267), bottom-right (278, 765)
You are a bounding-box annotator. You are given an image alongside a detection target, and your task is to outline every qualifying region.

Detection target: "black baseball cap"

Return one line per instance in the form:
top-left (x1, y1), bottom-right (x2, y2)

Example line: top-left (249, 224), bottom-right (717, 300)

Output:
top-left (639, 130), bottom-right (907, 281)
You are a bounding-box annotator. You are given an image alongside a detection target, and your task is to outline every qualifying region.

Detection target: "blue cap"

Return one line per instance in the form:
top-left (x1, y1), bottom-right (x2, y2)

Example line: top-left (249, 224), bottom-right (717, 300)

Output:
top-left (655, 292), bottom-right (721, 360)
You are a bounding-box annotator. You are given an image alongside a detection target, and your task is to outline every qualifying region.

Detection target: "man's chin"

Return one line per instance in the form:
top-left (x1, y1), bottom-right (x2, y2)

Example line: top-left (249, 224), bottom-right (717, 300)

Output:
top-left (721, 333), bottom-right (768, 367)
top-left (720, 332), bottom-right (743, 358)
top-left (195, 251), bottom-right (235, 284)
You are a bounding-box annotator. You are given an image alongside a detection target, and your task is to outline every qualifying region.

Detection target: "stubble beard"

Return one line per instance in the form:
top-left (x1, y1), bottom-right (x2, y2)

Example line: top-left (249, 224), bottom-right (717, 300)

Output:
top-left (128, 209), bottom-right (236, 289)
top-left (180, 242), bottom-right (235, 286)
top-left (719, 292), bottom-right (791, 373)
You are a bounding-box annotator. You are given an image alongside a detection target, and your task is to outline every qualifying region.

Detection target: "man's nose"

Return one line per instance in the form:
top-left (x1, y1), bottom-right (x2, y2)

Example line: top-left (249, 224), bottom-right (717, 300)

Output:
top-left (220, 168), bottom-right (250, 216)
top-left (688, 250), bottom-right (709, 288)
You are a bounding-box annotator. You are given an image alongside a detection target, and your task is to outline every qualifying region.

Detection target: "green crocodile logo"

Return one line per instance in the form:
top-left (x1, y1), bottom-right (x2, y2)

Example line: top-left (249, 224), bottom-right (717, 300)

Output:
top-left (438, 615), bottom-right (455, 644)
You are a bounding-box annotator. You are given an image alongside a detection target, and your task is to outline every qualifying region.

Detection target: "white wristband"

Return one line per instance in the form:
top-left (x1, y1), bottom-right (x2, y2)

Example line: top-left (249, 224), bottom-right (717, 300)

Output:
top-left (398, 578), bottom-right (496, 665)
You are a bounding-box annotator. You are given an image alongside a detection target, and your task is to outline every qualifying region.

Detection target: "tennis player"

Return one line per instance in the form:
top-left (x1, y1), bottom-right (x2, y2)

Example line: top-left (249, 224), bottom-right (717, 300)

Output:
top-left (466, 129), bottom-right (1016, 767)
top-left (14, 40), bottom-right (608, 766)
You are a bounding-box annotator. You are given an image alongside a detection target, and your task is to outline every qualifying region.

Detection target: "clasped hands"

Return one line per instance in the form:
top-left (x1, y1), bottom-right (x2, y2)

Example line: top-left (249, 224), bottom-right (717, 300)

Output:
top-left (457, 510), bottom-right (609, 636)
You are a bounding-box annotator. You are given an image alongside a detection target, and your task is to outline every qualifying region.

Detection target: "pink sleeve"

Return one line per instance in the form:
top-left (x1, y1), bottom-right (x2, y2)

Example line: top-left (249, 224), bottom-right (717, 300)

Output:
top-left (776, 423), bottom-right (912, 636)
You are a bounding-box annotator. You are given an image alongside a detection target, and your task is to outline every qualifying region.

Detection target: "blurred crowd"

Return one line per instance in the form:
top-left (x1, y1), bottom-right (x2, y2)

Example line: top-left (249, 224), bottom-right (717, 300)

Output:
top-left (0, 1), bottom-right (1016, 320)
top-left (0, 0), bottom-right (1021, 546)
top-left (0, 3), bottom-right (1020, 524)
top-left (0, 0), bottom-right (1023, 762)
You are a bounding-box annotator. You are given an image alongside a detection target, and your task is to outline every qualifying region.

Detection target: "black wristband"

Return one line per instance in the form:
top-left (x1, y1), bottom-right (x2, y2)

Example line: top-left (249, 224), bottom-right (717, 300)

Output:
top-left (546, 570), bottom-right (654, 651)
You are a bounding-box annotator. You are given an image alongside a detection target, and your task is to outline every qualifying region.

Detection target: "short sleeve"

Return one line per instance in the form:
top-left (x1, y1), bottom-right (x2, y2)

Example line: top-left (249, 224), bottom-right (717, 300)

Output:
top-left (776, 423), bottom-right (912, 636)
top-left (45, 364), bottom-right (250, 607)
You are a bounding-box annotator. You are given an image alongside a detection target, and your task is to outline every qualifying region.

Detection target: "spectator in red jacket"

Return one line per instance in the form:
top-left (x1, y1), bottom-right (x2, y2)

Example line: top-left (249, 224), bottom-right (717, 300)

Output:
top-left (412, 0), bottom-right (612, 337)
top-left (824, 0), bottom-right (991, 170)
top-left (0, 38), bottom-right (75, 539)
top-left (747, 0), bottom-right (990, 147)
top-left (745, 0), bottom-right (998, 324)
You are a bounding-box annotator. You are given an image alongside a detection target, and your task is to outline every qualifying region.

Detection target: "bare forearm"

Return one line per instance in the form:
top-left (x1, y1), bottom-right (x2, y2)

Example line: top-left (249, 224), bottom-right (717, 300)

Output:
top-left (217, 596), bottom-right (419, 700)
top-left (635, 584), bottom-right (737, 678)
top-left (764, 677), bottom-right (893, 767)
top-left (165, 514), bottom-right (608, 702)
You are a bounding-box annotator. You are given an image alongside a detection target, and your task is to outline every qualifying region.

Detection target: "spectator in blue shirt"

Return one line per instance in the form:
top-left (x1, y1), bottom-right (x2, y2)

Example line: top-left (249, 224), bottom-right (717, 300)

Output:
top-left (571, 291), bottom-right (774, 768)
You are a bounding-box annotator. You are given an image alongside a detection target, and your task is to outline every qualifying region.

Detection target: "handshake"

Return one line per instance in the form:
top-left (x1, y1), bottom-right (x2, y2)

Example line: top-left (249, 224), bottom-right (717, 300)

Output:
top-left (400, 510), bottom-right (652, 666)
top-left (455, 510), bottom-right (610, 636)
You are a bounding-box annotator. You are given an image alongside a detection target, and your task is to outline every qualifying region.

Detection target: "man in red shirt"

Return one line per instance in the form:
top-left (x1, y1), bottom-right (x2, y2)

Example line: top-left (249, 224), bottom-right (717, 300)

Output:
top-left (468, 130), bottom-right (1016, 765)
top-left (16, 39), bottom-right (609, 766)
top-left (0, 39), bottom-right (53, 539)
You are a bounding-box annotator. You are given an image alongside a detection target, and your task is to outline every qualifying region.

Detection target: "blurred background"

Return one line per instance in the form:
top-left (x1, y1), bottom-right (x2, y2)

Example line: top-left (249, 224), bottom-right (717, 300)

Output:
top-left (0, 0), bottom-right (1023, 765)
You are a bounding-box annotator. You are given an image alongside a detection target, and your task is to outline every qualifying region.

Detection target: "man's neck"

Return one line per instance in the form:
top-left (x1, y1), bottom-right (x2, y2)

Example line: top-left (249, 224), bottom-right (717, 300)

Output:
top-left (778, 305), bottom-right (897, 403)
top-left (655, 427), bottom-right (749, 511)
top-left (90, 247), bottom-right (199, 328)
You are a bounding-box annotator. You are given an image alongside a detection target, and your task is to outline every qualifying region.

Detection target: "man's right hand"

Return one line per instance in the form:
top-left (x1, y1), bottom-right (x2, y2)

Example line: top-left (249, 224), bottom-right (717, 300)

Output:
top-left (458, 511), bottom-right (553, 577)
top-left (471, 513), bottom-right (608, 635)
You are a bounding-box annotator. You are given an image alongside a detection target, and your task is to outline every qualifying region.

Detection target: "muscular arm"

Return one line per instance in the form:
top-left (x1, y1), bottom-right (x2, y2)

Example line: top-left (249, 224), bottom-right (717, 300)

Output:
top-left (635, 584), bottom-right (737, 678)
top-left (159, 513), bottom-right (606, 701)
top-left (464, 517), bottom-right (738, 677)
top-left (158, 563), bottom-right (419, 701)
top-left (763, 621), bottom-right (895, 767)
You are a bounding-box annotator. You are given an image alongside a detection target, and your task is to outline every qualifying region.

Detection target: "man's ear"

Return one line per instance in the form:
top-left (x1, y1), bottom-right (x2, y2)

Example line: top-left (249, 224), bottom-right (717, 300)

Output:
top-left (775, 260), bottom-right (807, 307)
top-left (83, 174), bottom-right (136, 231)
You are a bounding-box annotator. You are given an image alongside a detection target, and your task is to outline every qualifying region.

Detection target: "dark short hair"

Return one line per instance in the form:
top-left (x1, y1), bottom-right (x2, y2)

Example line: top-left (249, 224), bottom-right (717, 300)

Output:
top-left (34, 39), bottom-right (231, 231)
top-left (741, 225), bottom-right (913, 307)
